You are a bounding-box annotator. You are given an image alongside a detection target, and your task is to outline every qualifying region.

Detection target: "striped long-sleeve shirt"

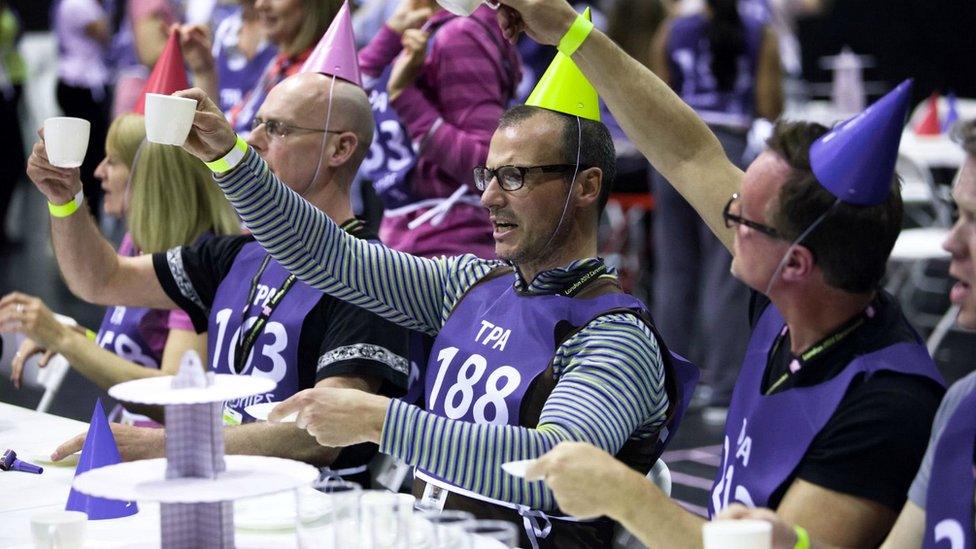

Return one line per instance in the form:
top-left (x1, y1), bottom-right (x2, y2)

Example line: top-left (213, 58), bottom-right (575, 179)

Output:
top-left (216, 151), bottom-right (669, 510)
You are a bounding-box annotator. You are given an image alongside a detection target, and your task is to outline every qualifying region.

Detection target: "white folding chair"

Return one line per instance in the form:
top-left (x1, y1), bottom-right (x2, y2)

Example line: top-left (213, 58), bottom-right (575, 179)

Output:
top-left (0, 322), bottom-right (73, 414)
top-left (612, 459), bottom-right (671, 549)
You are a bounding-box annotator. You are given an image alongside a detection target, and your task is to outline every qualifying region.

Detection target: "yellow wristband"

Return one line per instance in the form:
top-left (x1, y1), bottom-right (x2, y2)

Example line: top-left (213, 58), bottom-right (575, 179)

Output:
top-left (793, 526), bottom-right (810, 549)
top-left (85, 329), bottom-right (97, 341)
top-left (557, 13), bottom-right (594, 57)
top-left (204, 135), bottom-right (248, 173)
top-left (48, 190), bottom-right (84, 218)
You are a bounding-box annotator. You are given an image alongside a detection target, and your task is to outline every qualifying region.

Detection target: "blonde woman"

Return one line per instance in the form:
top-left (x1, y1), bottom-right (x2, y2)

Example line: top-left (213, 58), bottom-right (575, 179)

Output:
top-left (4, 113), bottom-right (239, 424)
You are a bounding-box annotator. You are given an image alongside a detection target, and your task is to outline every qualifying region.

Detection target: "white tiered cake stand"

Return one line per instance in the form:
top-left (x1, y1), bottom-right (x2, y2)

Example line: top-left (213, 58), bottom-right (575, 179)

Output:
top-left (71, 374), bottom-right (318, 547)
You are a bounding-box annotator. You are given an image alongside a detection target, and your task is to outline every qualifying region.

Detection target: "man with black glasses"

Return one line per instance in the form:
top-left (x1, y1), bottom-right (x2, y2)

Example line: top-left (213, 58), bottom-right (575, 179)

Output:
top-left (488, 1), bottom-right (947, 547)
top-left (173, 44), bottom-right (697, 548)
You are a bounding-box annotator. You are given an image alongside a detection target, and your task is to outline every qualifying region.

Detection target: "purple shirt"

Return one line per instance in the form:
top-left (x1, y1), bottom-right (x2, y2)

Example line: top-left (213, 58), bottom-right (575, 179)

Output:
top-left (358, 7), bottom-right (520, 258)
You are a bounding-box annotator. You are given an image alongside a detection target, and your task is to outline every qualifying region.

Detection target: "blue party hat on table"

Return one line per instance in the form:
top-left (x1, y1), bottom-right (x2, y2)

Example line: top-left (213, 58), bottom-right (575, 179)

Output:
top-left (65, 399), bottom-right (139, 519)
top-left (810, 79), bottom-right (913, 206)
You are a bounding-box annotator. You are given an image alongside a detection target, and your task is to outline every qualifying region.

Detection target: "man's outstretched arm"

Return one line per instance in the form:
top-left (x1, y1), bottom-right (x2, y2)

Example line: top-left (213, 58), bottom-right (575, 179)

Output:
top-left (25, 134), bottom-right (175, 309)
top-left (495, 0), bottom-right (742, 250)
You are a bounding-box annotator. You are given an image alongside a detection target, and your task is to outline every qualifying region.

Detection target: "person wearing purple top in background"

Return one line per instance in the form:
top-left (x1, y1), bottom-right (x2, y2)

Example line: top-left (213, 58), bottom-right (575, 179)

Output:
top-left (491, 1), bottom-right (946, 547)
top-left (649, 0), bottom-right (782, 414)
top-left (174, 0), bottom-right (277, 117)
top-left (358, 0), bottom-right (520, 259)
top-left (720, 118), bottom-right (976, 549)
top-left (54, 0), bottom-right (112, 218)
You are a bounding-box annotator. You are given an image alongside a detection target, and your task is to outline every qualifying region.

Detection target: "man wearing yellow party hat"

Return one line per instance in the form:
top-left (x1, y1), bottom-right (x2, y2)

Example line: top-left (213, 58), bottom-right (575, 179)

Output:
top-left (169, 8), bottom-right (696, 548)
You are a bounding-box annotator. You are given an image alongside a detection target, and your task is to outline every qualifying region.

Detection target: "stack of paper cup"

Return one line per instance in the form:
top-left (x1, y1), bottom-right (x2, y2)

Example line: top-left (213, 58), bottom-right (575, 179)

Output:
top-left (144, 93), bottom-right (198, 146)
top-left (702, 519), bottom-right (773, 549)
top-left (43, 117), bottom-right (90, 168)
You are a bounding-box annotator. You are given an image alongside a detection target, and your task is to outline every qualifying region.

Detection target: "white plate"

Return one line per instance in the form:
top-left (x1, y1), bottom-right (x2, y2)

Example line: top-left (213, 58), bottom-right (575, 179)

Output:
top-left (72, 455), bottom-right (317, 503)
top-left (500, 459), bottom-right (537, 479)
top-left (28, 452), bottom-right (79, 467)
top-left (244, 402), bottom-right (297, 423)
top-left (108, 374), bottom-right (276, 405)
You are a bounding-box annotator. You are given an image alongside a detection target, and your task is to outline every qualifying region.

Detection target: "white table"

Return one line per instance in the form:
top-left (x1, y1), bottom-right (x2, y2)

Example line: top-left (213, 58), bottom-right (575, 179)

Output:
top-left (0, 403), bottom-right (507, 549)
top-left (0, 403), bottom-right (328, 548)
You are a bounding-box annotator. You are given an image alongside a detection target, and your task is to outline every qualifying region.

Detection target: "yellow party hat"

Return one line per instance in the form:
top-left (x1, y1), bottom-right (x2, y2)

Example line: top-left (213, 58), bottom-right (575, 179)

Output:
top-left (525, 7), bottom-right (600, 121)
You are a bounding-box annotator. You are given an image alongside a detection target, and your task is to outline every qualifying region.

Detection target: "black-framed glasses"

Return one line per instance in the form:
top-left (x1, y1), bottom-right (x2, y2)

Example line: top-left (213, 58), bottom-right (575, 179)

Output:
top-left (722, 193), bottom-right (781, 239)
top-left (251, 117), bottom-right (345, 139)
top-left (473, 164), bottom-right (581, 191)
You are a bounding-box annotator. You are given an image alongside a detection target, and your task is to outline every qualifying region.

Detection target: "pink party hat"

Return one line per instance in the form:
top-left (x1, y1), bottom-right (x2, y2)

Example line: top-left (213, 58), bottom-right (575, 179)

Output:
top-left (65, 399), bottom-right (139, 519)
top-left (300, 1), bottom-right (362, 87)
top-left (133, 29), bottom-right (189, 114)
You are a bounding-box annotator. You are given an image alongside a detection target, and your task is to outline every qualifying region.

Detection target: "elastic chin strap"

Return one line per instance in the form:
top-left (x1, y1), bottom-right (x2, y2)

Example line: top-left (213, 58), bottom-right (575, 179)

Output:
top-left (763, 198), bottom-right (842, 296)
top-left (537, 115), bottom-right (582, 254)
top-left (298, 74), bottom-right (337, 199)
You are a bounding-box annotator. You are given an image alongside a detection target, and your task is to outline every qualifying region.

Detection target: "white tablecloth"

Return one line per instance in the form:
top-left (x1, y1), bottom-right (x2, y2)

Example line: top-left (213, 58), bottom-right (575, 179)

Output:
top-left (0, 403), bottom-right (507, 549)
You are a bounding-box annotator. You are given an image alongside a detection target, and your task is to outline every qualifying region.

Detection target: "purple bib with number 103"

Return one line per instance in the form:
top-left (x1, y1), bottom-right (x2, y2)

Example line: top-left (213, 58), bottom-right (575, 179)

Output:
top-left (709, 304), bottom-right (943, 517)
top-left (208, 242), bottom-right (322, 421)
top-left (923, 383), bottom-right (976, 549)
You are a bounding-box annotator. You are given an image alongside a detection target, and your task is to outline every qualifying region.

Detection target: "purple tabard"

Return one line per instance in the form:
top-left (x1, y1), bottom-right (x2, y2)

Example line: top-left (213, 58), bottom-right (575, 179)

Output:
top-left (96, 234), bottom-right (162, 369)
top-left (422, 274), bottom-right (697, 471)
top-left (923, 384), bottom-right (976, 549)
top-left (666, 13), bottom-right (765, 129)
top-left (709, 304), bottom-right (944, 517)
top-left (208, 242), bottom-right (321, 423)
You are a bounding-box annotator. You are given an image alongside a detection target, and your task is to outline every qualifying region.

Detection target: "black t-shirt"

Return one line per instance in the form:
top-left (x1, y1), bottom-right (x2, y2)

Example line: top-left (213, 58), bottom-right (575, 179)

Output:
top-left (151, 221), bottom-right (411, 473)
top-left (748, 291), bottom-right (945, 511)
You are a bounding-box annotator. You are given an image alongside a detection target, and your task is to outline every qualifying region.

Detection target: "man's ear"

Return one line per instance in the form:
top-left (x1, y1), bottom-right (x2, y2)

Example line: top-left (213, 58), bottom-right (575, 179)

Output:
top-left (329, 133), bottom-right (359, 168)
top-left (575, 166), bottom-right (602, 209)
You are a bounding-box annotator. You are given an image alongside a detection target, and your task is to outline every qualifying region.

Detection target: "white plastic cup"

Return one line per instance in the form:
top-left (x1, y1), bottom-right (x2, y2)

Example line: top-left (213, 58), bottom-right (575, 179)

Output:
top-left (434, 0), bottom-right (499, 17)
top-left (43, 117), bottom-right (90, 168)
top-left (30, 510), bottom-right (87, 549)
top-left (144, 93), bottom-right (198, 145)
top-left (702, 519), bottom-right (772, 549)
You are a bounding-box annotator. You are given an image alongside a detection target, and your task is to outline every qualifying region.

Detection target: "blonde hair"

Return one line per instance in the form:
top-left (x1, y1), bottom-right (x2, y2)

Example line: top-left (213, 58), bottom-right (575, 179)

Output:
top-left (105, 113), bottom-right (146, 168)
top-left (127, 144), bottom-right (241, 253)
top-left (284, 0), bottom-right (342, 57)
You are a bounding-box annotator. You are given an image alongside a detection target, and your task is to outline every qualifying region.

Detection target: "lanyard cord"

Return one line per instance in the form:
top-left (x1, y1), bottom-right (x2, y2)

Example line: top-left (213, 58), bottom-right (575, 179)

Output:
top-left (764, 302), bottom-right (874, 394)
top-left (232, 218), bottom-right (364, 374)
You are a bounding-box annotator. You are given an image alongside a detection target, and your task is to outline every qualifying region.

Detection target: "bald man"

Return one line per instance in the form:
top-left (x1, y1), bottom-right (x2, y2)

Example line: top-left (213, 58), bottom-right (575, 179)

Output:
top-left (26, 73), bottom-right (410, 483)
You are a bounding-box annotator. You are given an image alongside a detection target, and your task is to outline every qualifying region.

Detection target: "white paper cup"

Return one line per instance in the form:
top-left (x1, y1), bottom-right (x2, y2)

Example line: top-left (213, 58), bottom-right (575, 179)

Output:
top-left (702, 519), bottom-right (772, 549)
top-left (30, 510), bottom-right (87, 549)
top-left (145, 93), bottom-right (198, 145)
top-left (435, 0), bottom-right (498, 17)
top-left (43, 117), bottom-right (90, 168)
